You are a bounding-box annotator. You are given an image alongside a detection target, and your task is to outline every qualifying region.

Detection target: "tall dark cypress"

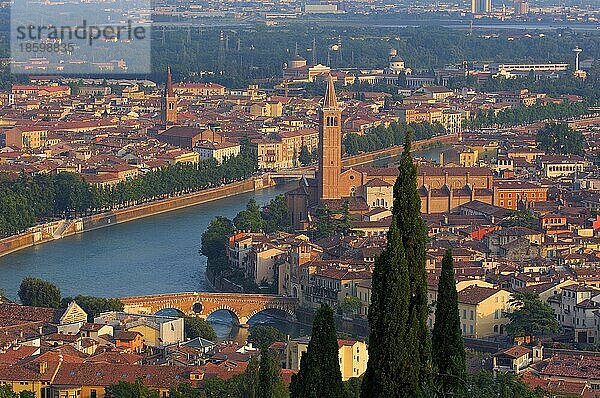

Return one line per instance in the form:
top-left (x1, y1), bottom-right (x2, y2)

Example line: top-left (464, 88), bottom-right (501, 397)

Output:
top-left (258, 346), bottom-right (288, 398)
top-left (432, 249), bottom-right (467, 396)
top-left (290, 304), bottom-right (344, 398)
top-left (361, 134), bottom-right (432, 397)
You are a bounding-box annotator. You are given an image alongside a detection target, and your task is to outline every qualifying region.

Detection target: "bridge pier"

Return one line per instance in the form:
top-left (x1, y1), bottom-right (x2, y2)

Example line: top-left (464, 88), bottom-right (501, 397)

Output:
top-left (237, 317), bottom-right (249, 328)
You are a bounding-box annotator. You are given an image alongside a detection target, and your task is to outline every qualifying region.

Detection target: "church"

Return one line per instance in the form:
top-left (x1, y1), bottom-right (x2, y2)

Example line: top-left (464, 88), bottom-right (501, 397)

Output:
top-left (285, 75), bottom-right (494, 230)
top-left (285, 74), bottom-right (396, 229)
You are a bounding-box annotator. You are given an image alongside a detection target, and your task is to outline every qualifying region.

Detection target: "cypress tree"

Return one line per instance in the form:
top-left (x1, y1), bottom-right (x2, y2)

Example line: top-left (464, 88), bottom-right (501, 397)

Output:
top-left (361, 134), bottom-right (432, 397)
top-left (290, 304), bottom-right (344, 398)
top-left (432, 249), bottom-right (467, 397)
top-left (258, 346), bottom-right (288, 398)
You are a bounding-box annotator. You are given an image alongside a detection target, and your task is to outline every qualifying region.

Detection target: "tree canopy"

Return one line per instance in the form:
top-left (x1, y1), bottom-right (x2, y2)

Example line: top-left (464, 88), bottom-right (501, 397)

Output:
top-left (506, 292), bottom-right (560, 339)
top-left (105, 378), bottom-right (159, 398)
top-left (184, 317), bottom-right (218, 341)
top-left (234, 199), bottom-right (266, 232)
top-left (0, 148), bottom-right (257, 238)
top-left (258, 347), bottom-right (289, 398)
top-left (201, 216), bottom-right (235, 263)
top-left (537, 122), bottom-right (585, 156)
top-left (18, 277), bottom-right (61, 308)
top-left (248, 325), bottom-right (286, 348)
top-left (343, 121), bottom-right (442, 156)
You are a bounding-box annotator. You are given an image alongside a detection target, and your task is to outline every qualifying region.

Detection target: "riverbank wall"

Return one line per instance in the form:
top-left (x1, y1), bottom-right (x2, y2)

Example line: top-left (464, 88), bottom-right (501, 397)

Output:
top-left (341, 133), bottom-right (456, 167)
top-left (0, 176), bottom-right (272, 257)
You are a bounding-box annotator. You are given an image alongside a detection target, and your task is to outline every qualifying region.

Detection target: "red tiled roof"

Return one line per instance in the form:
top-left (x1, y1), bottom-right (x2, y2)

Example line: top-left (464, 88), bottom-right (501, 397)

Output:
top-left (457, 286), bottom-right (500, 305)
top-left (53, 362), bottom-right (202, 387)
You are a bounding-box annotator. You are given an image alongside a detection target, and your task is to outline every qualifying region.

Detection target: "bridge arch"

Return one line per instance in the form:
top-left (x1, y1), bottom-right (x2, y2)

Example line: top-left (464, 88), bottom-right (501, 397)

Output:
top-left (245, 304), bottom-right (296, 324)
top-left (204, 305), bottom-right (243, 326)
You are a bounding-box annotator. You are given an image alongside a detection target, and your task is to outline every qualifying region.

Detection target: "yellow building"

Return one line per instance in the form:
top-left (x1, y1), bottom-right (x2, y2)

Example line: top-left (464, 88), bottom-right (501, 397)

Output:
top-left (0, 360), bottom-right (54, 398)
top-left (156, 149), bottom-right (200, 165)
top-left (286, 338), bottom-right (368, 381)
top-left (279, 128), bottom-right (319, 168)
top-left (249, 101), bottom-right (283, 117)
top-left (440, 146), bottom-right (479, 167)
top-left (441, 110), bottom-right (464, 135)
top-left (338, 340), bottom-right (368, 381)
top-left (247, 243), bottom-right (286, 285)
top-left (356, 281), bottom-right (371, 317)
top-left (427, 279), bottom-right (494, 329)
top-left (5, 127), bottom-right (49, 149)
top-left (194, 140), bottom-right (240, 164)
top-left (457, 286), bottom-right (513, 338)
top-left (173, 82), bottom-right (226, 97)
top-left (93, 312), bottom-right (184, 348)
top-left (254, 139), bottom-right (287, 170)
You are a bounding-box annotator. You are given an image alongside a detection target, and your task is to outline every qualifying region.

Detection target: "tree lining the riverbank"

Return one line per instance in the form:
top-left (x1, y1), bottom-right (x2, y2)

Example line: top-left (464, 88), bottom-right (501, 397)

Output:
top-left (464, 99), bottom-right (591, 130)
top-left (343, 121), bottom-right (444, 156)
top-left (0, 150), bottom-right (256, 238)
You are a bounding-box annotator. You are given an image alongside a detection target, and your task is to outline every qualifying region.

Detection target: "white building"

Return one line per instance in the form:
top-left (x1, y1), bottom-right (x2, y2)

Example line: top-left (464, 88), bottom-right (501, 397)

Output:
top-left (95, 312), bottom-right (184, 348)
top-left (539, 155), bottom-right (585, 178)
top-left (194, 140), bottom-right (241, 164)
top-left (548, 284), bottom-right (600, 344)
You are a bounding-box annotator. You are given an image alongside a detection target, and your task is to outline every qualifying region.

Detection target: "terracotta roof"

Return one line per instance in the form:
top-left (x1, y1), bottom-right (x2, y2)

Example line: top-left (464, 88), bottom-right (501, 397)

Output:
top-left (521, 373), bottom-right (587, 397)
top-left (494, 345), bottom-right (531, 359)
top-left (0, 303), bottom-right (64, 325)
top-left (85, 351), bottom-right (143, 365)
top-left (540, 354), bottom-right (600, 380)
top-left (53, 362), bottom-right (202, 387)
top-left (457, 286), bottom-right (501, 305)
top-left (315, 268), bottom-right (372, 281)
top-left (364, 178), bottom-right (392, 188)
top-left (0, 345), bottom-right (38, 366)
top-left (80, 323), bottom-right (105, 332)
top-left (337, 339), bottom-right (358, 348)
top-left (114, 331), bottom-right (141, 341)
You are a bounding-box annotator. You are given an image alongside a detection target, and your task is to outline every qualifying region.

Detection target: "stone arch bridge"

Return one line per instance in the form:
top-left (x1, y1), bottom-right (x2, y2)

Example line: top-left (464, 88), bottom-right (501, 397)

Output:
top-left (119, 292), bottom-right (298, 327)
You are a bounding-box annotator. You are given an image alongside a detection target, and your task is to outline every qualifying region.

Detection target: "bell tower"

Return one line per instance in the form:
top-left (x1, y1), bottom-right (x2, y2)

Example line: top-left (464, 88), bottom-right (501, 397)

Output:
top-left (318, 75), bottom-right (342, 201)
top-left (162, 66), bottom-right (178, 125)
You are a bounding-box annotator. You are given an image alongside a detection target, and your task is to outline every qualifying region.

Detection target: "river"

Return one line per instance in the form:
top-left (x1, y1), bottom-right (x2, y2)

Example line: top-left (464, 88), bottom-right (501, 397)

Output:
top-left (0, 146), bottom-right (443, 340)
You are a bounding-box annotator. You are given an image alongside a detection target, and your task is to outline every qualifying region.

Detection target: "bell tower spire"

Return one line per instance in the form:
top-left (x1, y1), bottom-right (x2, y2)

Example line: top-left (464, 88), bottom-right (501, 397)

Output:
top-left (162, 66), bottom-right (177, 125)
top-left (318, 75), bottom-right (342, 201)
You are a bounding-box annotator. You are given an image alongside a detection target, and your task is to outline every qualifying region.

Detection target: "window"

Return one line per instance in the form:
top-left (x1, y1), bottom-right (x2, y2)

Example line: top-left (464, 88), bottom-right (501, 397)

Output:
top-left (470, 310), bottom-right (474, 320)
top-left (91, 391), bottom-right (97, 398)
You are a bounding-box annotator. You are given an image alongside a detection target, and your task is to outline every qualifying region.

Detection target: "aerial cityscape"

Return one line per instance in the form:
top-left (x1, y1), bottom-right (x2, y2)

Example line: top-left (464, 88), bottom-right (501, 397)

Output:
top-left (0, 0), bottom-right (599, 396)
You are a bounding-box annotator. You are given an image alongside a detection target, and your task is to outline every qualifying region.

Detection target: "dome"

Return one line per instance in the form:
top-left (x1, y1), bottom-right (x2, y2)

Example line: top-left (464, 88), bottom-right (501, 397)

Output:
top-left (390, 55), bottom-right (404, 62)
top-left (289, 55), bottom-right (307, 69)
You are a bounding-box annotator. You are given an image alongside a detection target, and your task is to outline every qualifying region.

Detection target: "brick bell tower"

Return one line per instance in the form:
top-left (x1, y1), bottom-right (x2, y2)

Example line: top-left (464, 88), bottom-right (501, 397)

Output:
top-left (318, 74), bottom-right (342, 202)
top-left (162, 66), bottom-right (178, 125)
